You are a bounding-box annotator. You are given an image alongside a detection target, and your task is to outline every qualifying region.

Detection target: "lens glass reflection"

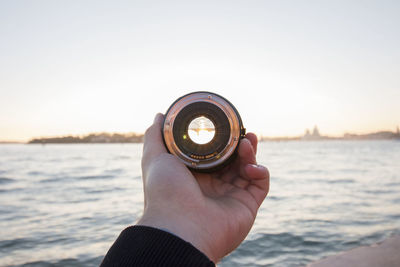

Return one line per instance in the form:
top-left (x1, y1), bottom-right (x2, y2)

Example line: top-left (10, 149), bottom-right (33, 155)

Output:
top-left (188, 116), bottom-right (215, 144)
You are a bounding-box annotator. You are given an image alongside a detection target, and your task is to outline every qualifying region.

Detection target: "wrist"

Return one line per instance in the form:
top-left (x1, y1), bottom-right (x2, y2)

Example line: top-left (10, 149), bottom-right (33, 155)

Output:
top-left (137, 211), bottom-right (217, 262)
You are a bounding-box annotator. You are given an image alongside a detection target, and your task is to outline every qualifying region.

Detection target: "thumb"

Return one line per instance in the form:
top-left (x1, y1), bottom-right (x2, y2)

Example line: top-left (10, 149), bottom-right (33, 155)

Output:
top-left (142, 113), bottom-right (167, 166)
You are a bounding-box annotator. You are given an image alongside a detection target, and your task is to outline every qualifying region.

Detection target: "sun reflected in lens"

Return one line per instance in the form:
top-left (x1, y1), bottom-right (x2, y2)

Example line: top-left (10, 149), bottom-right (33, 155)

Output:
top-left (188, 116), bottom-right (215, 144)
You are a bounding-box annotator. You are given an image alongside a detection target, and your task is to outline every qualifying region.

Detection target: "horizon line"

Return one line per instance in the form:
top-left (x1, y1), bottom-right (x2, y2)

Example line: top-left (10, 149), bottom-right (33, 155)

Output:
top-left (1, 127), bottom-right (399, 143)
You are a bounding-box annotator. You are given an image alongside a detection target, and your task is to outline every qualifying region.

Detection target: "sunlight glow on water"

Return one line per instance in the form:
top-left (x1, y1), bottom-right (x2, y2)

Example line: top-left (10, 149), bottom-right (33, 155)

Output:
top-left (0, 141), bottom-right (399, 267)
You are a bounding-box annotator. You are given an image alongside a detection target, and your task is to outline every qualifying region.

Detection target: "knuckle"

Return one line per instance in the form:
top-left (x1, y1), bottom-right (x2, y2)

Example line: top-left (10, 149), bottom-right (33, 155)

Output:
top-left (264, 167), bottom-right (270, 179)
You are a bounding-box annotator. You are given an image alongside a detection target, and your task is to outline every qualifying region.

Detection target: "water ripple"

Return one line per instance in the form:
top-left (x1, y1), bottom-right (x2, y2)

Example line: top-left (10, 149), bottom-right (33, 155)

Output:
top-left (1, 142), bottom-right (399, 267)
top-left (0, 177), bottom-right (15, 184)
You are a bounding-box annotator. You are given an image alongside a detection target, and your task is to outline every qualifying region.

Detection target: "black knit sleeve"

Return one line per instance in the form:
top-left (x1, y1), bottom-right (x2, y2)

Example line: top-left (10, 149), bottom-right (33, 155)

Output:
top-left (100, 225), bottom-right (215, 267)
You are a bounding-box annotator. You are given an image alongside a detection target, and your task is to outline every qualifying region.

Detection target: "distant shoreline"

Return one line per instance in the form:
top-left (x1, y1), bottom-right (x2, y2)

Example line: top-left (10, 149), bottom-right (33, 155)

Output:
top-left (27, 133), bottom-right (144, 144)
top-left (1, 139), bottom-right (398, 144)
top-left (9, 129), bottom-right (398, 144)
top-left (261, 128), bottom-right (400, 142)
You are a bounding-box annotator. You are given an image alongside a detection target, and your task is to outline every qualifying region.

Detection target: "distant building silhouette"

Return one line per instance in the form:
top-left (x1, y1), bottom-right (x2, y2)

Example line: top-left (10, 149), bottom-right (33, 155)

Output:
top-left (302, 125), bottom-right (323, 140)
top-left (343, 130), bottom-right (400, 140)
top-left (304, 129), bottom-right (310, 138)
top-left (312, 126), bottom-right (320, 137)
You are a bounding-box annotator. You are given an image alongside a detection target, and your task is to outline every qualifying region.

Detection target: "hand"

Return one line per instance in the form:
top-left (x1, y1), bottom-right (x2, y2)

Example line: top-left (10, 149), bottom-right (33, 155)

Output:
top-left (137, 113), bottom-right (270, 263)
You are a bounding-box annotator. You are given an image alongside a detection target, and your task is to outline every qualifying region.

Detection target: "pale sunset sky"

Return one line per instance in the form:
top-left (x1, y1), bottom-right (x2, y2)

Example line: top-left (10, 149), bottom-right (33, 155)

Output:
top-left (0, 1), bottom-right (399, 141)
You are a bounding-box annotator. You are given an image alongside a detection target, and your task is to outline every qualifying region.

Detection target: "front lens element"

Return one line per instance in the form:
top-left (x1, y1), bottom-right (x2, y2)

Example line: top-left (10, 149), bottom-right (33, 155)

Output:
top-left (188, 116), bottom-right (215, 144)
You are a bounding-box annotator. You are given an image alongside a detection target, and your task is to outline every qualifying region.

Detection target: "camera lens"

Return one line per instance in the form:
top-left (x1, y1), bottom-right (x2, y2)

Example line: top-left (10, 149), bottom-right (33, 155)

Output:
top-left (162, 91), bottom-right (245, 172)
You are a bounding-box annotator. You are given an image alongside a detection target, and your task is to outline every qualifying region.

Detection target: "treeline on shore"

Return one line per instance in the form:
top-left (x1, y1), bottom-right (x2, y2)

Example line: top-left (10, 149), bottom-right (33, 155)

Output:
top-left (29, 133), bottom-right (144, 144)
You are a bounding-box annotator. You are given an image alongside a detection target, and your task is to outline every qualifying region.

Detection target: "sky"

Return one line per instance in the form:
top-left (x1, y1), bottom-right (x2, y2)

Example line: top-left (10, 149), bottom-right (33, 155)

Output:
top-left (0, 0), bottom-right (399, 141)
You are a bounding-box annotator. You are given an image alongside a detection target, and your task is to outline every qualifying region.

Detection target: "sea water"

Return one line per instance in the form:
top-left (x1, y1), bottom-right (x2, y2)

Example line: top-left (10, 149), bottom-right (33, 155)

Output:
top-left (0, 141), bottom-right (399, 267)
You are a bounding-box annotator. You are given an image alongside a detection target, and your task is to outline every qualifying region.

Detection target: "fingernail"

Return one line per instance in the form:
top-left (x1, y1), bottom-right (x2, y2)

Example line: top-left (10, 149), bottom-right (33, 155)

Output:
top-left (250, 164), bottom-right (264, 170)
top-left (242, 138), bottom-right (251, 145)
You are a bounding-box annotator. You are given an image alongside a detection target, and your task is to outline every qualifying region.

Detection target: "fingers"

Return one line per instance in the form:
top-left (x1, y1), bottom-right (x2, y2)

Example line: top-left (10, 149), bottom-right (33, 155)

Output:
top-left (244, 164), bottom-right (268, 180)
top-left (142, 113), bottom-right (167, 166)
top-left (245, 133), bottom-right (258, 154)
top-left (247, 167), bottom-right (270, 205)
top-left (238, 138), bottom-right (257, 179)
top-left (232, 132), bottom-right (269, 206)
top-left (238, 138), bottom-right (256, 165)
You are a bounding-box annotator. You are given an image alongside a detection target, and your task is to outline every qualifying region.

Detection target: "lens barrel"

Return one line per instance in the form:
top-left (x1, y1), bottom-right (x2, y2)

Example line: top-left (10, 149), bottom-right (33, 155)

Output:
top-left (162, 91), bottom-right (245, 172)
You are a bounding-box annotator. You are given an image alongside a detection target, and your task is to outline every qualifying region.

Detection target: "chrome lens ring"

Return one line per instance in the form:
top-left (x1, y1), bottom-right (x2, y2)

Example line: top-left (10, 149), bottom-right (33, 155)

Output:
top-left (163, 91), bottom-right (245, 172)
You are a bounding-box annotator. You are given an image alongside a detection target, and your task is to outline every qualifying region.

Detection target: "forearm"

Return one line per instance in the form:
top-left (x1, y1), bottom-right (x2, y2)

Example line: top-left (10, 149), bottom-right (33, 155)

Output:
top-left (100, 225), bottom-right (215, 267)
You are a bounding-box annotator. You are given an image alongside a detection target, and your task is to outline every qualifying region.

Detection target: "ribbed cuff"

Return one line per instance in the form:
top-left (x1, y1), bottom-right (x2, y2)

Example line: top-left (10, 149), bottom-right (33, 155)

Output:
top-left (100, 225), bottom-right (215, 267)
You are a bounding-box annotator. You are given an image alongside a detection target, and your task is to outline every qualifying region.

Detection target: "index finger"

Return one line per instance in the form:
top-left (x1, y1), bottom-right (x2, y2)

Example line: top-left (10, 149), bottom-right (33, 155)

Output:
top-left (245, 132), bottom-right (258, 155)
